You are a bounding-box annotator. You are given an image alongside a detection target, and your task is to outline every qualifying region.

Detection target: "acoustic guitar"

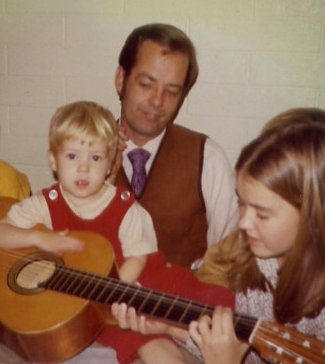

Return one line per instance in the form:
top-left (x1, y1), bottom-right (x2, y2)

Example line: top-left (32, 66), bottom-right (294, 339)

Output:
top-left (0, 231), bottom-right (324, 364)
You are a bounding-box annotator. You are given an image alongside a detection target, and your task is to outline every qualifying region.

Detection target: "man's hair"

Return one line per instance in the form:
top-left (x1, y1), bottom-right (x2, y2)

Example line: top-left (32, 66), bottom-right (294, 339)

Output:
top-left (118, 23), bottom-right (198, 98)
top-left (49, 101), bottom-right (117, 162)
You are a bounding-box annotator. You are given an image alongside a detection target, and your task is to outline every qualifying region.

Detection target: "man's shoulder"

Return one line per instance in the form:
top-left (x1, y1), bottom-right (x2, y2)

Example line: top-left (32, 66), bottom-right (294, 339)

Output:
top-left (168, 123), bottom-right (207, 140)
top-left (168, 125), bottom-right (229, 162)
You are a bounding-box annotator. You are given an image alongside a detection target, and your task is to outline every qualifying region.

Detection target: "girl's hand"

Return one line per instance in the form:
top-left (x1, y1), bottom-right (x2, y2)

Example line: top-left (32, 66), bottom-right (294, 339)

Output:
top-left (189, 306), bottom-right (248, 364)
top-left (111, 302), bottom-right (170, 335)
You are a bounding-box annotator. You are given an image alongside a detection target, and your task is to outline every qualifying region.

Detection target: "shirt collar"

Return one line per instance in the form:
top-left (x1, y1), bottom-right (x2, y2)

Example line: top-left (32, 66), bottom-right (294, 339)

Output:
top-left (125, 129), bottom-right (166, 156)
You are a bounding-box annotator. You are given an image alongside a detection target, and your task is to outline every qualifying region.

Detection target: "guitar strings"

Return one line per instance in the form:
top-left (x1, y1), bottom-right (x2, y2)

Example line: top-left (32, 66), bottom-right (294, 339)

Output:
top-left (251, 324), bottom-right (324, 362)
top-left (0, 249), bottom-right (258, 329)
top-left (26, 262), bottom-right (325, 361)
top-left (1, 249), bottom-right (323, 362)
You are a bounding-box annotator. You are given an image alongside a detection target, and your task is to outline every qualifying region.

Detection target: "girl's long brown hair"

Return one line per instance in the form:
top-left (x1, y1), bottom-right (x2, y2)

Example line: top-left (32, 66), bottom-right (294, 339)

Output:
top-left (232, 113), bottom-right (325, 323)
top-left (233, 114), bottom-right (325, 322)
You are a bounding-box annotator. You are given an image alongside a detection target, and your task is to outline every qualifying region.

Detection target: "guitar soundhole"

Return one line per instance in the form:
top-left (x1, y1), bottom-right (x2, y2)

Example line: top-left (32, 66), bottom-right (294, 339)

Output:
top-left (8, 252), bottom-right (63, 295)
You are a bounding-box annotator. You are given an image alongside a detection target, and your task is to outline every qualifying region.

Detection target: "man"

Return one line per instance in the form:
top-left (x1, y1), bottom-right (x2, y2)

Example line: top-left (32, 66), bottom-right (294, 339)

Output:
top-left (0, 23), bottom-right (238, 364)
top-left (115, 23), bottom-right (238, 268)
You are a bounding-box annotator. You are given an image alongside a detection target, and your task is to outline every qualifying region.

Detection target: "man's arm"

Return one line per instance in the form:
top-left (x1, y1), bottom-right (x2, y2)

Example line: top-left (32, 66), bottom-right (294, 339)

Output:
top-left (202, 138), bottom-right (239, 246)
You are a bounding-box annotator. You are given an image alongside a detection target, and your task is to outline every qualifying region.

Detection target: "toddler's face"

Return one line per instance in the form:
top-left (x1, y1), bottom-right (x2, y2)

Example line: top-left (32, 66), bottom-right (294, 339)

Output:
top-left (50, 136), bottom-right (111, 202)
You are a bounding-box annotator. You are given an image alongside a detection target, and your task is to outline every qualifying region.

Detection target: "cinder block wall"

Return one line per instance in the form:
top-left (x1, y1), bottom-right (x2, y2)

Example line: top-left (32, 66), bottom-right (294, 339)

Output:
top-left (1, 0), bottom-right (324, 193)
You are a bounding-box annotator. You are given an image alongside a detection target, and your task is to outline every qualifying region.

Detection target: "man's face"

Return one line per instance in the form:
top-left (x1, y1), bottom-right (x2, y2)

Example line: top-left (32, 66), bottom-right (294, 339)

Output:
top-left (116, 40), bottom-right (189, 146)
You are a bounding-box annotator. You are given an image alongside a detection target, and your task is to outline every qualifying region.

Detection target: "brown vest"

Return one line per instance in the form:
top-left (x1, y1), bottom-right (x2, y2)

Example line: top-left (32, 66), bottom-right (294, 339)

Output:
top-left (115, 124), bottom-right (208, 267)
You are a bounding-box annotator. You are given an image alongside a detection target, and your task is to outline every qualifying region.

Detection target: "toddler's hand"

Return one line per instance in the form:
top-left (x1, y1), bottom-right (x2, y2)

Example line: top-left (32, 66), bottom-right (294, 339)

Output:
top-left (36, 229), bottom-right (84, 255)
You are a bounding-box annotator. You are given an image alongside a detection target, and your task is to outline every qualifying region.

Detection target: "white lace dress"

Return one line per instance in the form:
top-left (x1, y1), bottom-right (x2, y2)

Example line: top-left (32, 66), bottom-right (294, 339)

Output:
top-left (182, 257), bottom-right (325, 363)
top-left (235, 258), bottom-right (325, 363)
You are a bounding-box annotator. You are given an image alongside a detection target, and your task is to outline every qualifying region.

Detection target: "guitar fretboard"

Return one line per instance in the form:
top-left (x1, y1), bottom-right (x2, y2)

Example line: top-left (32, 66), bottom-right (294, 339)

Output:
top-left (43, 264), bottom-right (257, 340)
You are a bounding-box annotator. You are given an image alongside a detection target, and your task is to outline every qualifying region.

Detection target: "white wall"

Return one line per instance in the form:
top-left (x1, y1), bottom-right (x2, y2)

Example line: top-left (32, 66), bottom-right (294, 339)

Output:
top-left (1, 0), bottom-right (324, 193)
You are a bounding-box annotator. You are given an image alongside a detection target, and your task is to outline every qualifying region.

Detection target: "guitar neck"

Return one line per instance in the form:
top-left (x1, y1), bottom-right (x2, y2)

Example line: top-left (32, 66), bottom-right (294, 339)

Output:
top-left (43, 264), bottom-right (256, 341)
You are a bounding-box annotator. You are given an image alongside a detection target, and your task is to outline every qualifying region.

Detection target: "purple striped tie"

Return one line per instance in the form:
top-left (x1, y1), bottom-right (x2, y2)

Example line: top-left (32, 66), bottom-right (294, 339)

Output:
top-left (127, 148), bottom-right (151, 197)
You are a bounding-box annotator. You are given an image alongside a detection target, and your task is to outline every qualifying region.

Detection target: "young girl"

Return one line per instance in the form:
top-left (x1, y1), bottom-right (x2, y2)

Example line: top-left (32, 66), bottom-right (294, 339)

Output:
top-left (0, 100), bottom-right (157, 283)
top-left (112, 108), bottom-right (325, 363)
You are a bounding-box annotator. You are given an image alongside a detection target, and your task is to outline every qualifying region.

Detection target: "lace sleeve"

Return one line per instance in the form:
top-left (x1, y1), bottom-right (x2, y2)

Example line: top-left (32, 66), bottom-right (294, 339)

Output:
top-left (172, 336), bottom-right (203, 361)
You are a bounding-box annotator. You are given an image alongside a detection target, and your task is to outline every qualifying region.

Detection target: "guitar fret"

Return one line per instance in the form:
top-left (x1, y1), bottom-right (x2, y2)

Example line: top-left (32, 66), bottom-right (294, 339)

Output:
top-left (86, 276), bottom-right (105, 301)
top-left (180, 303), bottom-right (200, 324)
top-left (151, 294), bottom-right (176, 319)
top-left (177, 299), bottom-right (193, 324)
top-left (147, 292), bottom-right (166, 317)
top-left (166, 298), bottom-right (199, 324)
top-left (102, 280), bottom-right (124, 304)
top-left (73, 271), bottom-right (95, 298)
top-left (162, 297), bottom-right (178, 320)
top-left (49, 268), bottom-right (75, 293)
top-left (131, 289), bottom-right (149, 311)
top-left (233, 314), bottom-right (257, 341)
top-left (46, 267), bottom-right (71, 291)
top-left (114, 283), bottom-right (131, 303)
top-left (136, 290), bottom-right (155, 313)
top-left (91, 276), bottom-right (111, 302)
top-left (124, 285), bottom-right (142, 307)
top-left (64, 268), bottom-right (88, 295)
top-left (171, 303), bottom-right (193, 323)
top-left (201, 305), bottom-right (213, 316)
top-left (92, 280), bottom-right (111, 302)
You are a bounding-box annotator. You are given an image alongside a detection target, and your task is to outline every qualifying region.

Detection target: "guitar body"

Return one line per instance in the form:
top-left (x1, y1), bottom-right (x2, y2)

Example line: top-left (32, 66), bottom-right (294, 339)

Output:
top-left (0, 231), bottom-right (114, 362)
